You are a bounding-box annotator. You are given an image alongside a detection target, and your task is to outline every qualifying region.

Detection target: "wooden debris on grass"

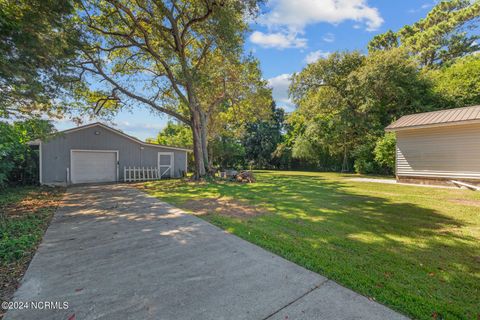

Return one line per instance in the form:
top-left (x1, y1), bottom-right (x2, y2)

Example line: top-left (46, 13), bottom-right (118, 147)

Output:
top-left (235, 171), bottom-right (255, 183)
top-left (218, 170), bottom-right (255, 183)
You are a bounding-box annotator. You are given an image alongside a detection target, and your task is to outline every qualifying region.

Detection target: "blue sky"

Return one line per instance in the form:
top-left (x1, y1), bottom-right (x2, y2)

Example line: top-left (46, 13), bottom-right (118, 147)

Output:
top-left (55, 0), bottom-right (437, 140)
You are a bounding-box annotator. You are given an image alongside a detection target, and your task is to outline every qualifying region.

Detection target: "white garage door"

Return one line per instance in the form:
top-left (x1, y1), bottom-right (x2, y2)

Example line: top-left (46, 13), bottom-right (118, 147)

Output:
top-left (71, 150), bottom-right (117, 184)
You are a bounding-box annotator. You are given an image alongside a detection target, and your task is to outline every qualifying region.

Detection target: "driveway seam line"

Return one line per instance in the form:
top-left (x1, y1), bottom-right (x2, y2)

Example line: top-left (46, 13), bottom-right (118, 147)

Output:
top-left (262, 279), bottom-right (330, 320)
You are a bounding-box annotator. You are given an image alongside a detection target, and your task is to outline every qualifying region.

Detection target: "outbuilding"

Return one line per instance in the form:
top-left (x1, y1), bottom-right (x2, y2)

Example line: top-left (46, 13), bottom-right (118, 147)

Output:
top-left (31, 122), bottom-right (190, 186)
top-left (386, 105), bottom-right (480, 186)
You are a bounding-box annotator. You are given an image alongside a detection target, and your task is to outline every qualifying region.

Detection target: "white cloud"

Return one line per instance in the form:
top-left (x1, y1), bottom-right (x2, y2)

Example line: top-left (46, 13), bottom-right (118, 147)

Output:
top-left (322, 32), bottom-right (335, 43)
top-left (305, 50), bottom-right (331, 63)
top-left (268, 73), bottom-right (295, 111)
top-left (250, 0), bottom-right (383, 49)
top-left (259, 0), bottom-right (384, 32)
top-left (249, 31), bottom-right (307, 49)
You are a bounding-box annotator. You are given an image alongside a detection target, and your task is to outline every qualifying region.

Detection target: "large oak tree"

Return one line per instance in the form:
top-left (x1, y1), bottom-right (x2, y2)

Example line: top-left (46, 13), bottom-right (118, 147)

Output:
top-left (74, 0), bottom-right (261, 178)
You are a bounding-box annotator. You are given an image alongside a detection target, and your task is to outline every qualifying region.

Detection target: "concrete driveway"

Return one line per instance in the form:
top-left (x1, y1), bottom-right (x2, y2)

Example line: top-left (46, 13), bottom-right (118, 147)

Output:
top-left (5, 185), bottom-right (408, 320)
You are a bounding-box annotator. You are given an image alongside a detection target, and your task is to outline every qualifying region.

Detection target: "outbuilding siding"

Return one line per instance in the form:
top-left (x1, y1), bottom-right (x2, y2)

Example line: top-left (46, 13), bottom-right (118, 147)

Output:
top-left (395, 123), bottom-right (480, 180)
top-left (41, 124), bottom-right (188, 185)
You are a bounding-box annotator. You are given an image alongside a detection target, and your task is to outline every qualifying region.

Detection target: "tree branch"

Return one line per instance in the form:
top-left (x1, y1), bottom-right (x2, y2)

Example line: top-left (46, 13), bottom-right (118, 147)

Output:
top-left (81, 54), bottom-right (191, 125)
top-left (105, 0), bottom-right (189, 106)
top-left (180, 1), bottom-right (216, 42)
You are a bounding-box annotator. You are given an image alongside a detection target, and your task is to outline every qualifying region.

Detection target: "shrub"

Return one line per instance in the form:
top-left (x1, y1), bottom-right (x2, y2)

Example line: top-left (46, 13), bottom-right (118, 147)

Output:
top-left (352, 137), bottom-right (378, 174)
top-left (0, 119), bottom-right (54, 188)
top-left (374, 132), bottom-right (396, 174)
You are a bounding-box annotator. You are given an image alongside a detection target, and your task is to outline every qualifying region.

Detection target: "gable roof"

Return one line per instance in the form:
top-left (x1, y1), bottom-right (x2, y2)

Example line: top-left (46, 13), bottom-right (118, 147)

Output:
top-left (39, 122), bottom-right (191, 152)
top-left (386, 105), bottom-right (480, 131)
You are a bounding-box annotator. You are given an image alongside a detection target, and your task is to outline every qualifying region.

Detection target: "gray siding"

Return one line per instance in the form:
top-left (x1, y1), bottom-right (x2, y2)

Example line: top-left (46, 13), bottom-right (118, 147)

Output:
top-left (395, 123), bottom-right (480, 180)
top-left (41, 124), bottom-right (188, 185)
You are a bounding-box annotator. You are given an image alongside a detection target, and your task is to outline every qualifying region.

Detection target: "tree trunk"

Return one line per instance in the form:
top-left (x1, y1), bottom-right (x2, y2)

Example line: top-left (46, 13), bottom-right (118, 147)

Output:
top-left (191, 109), bottom-right (206, 178)
top-left (341, 146), bottom-right (349, 173)
top-left (185, 83), bottom-right (210, 179)
top-left (341, 131), bottom-right (349, 173)
top-left (199, 112), bottom-right (211, 173)
top-left (208, 141), bottom-right (214, 170)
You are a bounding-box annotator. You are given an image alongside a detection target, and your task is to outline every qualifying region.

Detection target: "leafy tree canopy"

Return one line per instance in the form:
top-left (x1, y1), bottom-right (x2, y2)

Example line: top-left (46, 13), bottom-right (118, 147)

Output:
top-left (146, 121), bottom-right (193, 148)
top-left (369, 0), bottom-right (480, 67)
top-left (427, 54), bottom-right (480, 107)
top-left (242, 102), bottom-right (284, 169)
top-left (0, 0), bottom-right (80, 118)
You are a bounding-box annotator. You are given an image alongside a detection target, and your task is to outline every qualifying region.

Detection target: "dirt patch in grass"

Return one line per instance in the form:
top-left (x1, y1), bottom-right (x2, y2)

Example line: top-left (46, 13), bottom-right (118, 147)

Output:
top-left (2, 191), bottom-right (63, 219)
top-left (0, 187), bottom-right (64, 318)
top-left (448, 199), bottom-right (480, 207)
top-left (182, 197), bottom-right (268, 219)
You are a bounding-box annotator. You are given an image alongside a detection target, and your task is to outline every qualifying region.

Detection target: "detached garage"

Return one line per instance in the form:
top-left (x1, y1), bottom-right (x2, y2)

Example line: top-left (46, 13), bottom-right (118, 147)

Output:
top-left (31, 122), bottom-right (190, 186)
top-left (386, 105), bottom-right (480, 186)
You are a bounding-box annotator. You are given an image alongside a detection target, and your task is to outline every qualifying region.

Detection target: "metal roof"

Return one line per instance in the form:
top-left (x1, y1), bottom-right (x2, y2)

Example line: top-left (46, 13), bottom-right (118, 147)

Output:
top-left (385, 105), bottom-right (480, 131)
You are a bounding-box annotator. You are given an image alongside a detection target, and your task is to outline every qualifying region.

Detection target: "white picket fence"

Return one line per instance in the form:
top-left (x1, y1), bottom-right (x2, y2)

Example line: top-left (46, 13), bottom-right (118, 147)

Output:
top-left (124, 166), bottom-right (163, 182)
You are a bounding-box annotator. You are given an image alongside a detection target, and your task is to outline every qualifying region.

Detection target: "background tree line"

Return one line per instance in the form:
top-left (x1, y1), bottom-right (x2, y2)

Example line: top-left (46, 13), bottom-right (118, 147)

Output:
top-left (147, 0), bottom-right (479, 174)
top-left (282, 0), bottom-right (480, 174)
top-left (147, 101), bottom-right (286, 170)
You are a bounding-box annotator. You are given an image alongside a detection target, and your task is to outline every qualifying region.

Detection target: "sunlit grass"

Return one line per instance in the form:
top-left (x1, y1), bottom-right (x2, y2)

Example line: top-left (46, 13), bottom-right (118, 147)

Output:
top-left (141, 170), bottom-right (480, 320)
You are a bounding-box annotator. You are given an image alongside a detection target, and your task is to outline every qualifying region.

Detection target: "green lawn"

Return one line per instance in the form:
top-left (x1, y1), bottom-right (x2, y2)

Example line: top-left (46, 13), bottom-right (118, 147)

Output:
top-left (140, 171), bottom-right (480, 320)
top-left (0, 186), bottom-right (63, 309)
